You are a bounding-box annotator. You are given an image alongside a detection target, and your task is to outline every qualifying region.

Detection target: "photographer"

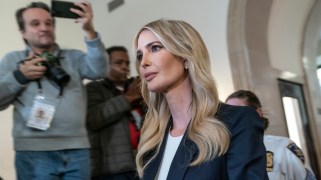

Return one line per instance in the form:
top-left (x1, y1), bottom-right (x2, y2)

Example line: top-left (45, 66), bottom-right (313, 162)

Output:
top-left (0, 1), bottom-right (107, 179)
top-left (86, 46), bottom-right (145, 179)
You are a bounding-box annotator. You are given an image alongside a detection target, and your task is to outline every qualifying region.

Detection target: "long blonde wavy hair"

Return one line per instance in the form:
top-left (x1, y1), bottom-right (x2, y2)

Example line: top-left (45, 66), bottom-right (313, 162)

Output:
top-left (133, 19), bottom-right (230, 177)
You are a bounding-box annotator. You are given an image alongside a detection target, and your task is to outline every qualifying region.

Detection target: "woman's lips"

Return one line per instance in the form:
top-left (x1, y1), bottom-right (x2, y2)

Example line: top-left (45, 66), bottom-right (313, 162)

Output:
top-left (144, 72), bottom-right (157, 82)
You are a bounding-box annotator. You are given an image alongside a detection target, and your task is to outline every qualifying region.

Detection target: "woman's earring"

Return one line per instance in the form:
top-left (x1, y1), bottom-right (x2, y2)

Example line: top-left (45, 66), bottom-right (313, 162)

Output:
top-left (184, 61), bottom-right (188, 69)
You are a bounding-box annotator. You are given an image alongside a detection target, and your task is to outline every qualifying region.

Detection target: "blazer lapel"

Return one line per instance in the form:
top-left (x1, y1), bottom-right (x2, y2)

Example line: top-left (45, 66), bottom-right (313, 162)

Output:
top-left (143, 119), bottom-right (198, 180)
top-left (167, 135), bottom-right (198, 179)
top-left (143, 120), bottom-right (173, 179)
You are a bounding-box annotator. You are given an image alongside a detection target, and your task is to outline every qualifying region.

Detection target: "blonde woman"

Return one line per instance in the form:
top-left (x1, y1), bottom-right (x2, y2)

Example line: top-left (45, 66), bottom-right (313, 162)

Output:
top-left (133, 19), bottom-right (267, 179)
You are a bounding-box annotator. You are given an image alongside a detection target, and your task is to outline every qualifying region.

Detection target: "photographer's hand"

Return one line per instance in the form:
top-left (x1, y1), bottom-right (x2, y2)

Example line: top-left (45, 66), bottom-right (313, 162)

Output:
top-left (19, 57), bottom-right (47, 80)
top-left (71, 1), bottom-right (96, 40)
top-left (123, 78), bottom-right (141, 103)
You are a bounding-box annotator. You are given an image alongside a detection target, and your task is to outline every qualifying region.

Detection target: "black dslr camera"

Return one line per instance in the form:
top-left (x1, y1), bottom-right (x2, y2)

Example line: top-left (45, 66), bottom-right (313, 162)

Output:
top-left (36, 52), bottom-right (70, 87)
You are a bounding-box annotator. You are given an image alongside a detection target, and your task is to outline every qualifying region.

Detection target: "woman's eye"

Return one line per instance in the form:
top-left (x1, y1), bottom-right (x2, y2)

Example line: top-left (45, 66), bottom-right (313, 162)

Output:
top-left (136, 53), bottom-right (143, 61)
top-left (151, 45), bottom-right (162, 52)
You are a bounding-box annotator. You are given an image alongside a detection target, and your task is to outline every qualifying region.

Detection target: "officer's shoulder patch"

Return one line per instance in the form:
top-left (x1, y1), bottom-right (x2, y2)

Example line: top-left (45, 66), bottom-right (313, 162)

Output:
top-left (266, 151), bottom-right (273, 172)
top-left (287, 142), bottom-right (305, 163)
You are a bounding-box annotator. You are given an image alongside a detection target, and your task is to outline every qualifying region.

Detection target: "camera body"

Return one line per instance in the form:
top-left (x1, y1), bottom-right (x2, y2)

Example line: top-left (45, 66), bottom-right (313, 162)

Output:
top-left (37, 52), bottom-right (70, 87)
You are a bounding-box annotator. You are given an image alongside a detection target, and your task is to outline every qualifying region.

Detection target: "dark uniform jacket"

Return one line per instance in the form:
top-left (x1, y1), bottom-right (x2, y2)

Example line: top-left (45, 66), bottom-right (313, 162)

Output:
top-left (143, 103), bottom-right (268, 180)
top-left (86, 78), bottom-right (143, 177)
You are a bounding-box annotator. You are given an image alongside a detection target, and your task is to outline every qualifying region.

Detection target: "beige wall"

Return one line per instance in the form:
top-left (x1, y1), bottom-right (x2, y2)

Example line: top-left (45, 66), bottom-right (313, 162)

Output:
top-left (268, 0), bottom-right (314, 78)
top-left (0, 107), bottom-right (13, 179)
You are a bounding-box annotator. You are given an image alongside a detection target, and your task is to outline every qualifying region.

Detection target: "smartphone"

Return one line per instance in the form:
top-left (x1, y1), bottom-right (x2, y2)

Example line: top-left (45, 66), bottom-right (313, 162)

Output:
top-left (51, 0), bottom-right (83, 19)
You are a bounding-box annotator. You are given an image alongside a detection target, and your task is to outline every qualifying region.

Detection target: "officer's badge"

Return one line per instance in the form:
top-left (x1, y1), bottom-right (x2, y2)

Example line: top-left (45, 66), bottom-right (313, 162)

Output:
top-left (266, 151), bottom-right (273, 172)
top-left (287, 142), bottom-right (305, 163)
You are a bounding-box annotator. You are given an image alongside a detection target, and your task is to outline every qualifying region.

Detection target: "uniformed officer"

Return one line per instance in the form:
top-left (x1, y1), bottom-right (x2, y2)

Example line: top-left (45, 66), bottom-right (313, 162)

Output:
top-left (265, 135), bottom-right (315, 179)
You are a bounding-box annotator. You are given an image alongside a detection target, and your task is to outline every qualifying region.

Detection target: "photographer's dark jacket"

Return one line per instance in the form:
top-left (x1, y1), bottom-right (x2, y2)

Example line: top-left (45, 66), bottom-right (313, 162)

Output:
top-left (0, 35), bottom-right (107, 151)
top-left (86, 78), bottom-right (144, 177)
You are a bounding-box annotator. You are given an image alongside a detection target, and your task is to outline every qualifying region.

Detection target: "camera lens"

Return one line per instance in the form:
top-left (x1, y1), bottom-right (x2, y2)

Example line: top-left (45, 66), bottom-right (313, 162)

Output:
top-left (47, 65), bottom-right (70, 87)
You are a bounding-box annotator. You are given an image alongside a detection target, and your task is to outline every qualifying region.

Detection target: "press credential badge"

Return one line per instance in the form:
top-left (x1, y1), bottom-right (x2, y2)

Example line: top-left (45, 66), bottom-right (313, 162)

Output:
top-left (27, 94), bottom-right (59, 130)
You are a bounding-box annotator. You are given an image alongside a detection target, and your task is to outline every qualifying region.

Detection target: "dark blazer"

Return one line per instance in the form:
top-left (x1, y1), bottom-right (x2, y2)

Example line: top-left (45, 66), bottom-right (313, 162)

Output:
top-left (143, 103), bottom-right (268, 180)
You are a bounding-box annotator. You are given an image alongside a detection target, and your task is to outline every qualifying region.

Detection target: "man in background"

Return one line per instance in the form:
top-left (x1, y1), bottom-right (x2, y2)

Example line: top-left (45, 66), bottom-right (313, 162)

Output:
top-left (86, 46), bottom-right (145, 179)
top-left (226, 90), bottom-right (316, 180)
top-left (0, 1), bottom-right (107, 179)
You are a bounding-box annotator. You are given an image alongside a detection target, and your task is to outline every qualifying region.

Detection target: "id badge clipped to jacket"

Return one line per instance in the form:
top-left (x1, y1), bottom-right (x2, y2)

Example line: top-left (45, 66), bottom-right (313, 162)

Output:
top-left (26, 93), bottom-right (59, 130)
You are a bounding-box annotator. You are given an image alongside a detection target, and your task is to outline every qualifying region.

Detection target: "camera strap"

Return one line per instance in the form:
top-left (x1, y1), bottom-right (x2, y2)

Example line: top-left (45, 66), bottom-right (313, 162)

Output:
top-left (25, 49), bottom-right (65, 97)
top-left (36, 79), bottom-right (64, 97)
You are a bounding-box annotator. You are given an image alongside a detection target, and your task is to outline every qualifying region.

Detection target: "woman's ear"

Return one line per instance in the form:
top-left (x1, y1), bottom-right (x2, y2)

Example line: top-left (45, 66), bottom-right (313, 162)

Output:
top-left (256, 107), bottom-right (263, 118)
top-left (184, 59), bottom-right (188, 69)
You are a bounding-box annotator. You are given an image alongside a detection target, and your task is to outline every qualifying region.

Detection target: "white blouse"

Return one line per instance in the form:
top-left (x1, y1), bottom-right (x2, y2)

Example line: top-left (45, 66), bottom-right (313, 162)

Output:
top-left (157, 133), bottom-right (183, 180)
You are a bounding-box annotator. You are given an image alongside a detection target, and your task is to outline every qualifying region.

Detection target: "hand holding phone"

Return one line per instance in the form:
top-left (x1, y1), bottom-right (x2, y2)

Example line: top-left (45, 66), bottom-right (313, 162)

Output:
top-left (51, 0), bottom-right (84, 19)
top-left (51, 1), bottom-right (96, 39)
